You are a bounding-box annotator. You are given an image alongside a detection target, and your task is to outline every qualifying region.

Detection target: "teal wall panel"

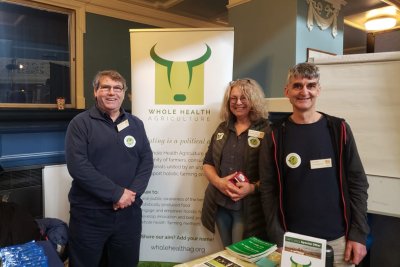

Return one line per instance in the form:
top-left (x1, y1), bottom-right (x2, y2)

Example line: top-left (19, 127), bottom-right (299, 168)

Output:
top-left (84, 13), bottom-right (155, 110)
top-left (295, 0), bottom-right (344, 63)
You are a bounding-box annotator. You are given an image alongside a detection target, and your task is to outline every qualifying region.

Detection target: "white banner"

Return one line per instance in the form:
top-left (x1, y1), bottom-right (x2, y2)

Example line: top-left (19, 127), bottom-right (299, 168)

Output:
top-left (130, 28), bottom-right (234, 262)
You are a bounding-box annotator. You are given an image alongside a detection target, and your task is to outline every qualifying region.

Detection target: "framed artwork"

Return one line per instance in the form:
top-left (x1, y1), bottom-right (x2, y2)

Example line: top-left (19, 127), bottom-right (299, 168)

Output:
top-left (307, 48), bottom-right (336, 62)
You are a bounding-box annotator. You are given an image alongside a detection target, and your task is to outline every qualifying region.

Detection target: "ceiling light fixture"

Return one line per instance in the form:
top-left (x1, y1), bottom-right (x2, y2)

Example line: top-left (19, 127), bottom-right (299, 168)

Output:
top-left (365, 16), bottom-right (397, 31)
top-left (364, 6), bottom-right (398, 31)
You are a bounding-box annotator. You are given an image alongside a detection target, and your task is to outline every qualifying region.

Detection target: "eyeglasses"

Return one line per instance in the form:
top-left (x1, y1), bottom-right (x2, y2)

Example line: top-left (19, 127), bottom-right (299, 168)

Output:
top-left (230, 96), bottom-right (248, 104)
top-left (229, 79), bottom-right (251, 104)
top-left (98, 85), bottom-right (124, 93)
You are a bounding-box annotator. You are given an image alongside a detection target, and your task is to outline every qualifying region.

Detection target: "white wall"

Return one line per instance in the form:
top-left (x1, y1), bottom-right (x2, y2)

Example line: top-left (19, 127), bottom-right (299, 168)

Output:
top-left (43, 164), bottom-right (71, 224)
top-left (315, 51), bottom-right (400, 218)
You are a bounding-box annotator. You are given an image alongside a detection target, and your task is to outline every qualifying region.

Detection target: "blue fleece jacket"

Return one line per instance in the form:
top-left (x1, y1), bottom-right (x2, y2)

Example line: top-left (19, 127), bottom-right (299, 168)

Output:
top-left (65, 106), bottom-right (153, 209)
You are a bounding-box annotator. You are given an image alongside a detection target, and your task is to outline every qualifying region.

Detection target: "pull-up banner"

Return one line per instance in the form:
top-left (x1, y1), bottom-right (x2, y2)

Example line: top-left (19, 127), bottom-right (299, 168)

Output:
top-left (130, 28), bottom-right (234, 262)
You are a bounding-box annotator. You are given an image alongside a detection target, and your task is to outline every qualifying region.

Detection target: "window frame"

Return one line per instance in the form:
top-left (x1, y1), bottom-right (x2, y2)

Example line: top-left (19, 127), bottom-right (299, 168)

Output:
top-left (0, 0), bottom-right (85, 109)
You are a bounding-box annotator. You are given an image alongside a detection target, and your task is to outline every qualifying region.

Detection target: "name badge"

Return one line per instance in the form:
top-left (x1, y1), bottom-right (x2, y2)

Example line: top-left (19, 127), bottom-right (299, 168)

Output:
top-left (248, 129), bottom-right (264, 139)
top-left (310, 158), bottom-right (332, 169)
top-left (216, 133), bottom-right (224, 140)
top-left (117, 119), bottom-right (129, 132)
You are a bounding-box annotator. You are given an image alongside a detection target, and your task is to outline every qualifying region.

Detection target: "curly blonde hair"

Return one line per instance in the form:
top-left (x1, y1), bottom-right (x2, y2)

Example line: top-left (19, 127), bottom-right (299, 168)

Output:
top-left (220, 78), bottom-right (268, 123)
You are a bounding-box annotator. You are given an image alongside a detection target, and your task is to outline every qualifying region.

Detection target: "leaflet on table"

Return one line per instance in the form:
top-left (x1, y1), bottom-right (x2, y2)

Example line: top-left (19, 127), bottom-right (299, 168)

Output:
top-left (281, 232), bottom-right (326, 267)
top-left (195, 255), bottom-right (244, 267)
top-left (225, 237), bottom-right (277, 263)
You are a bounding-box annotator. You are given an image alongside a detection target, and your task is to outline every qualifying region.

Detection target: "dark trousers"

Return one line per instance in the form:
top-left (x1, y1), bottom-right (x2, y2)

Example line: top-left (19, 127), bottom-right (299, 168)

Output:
top-left (68, 204), bottom-right (142, 267)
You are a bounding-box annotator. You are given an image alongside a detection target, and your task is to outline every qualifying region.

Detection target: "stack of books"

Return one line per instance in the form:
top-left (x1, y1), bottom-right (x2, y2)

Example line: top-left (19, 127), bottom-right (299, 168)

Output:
top-left (225, 237), bottom-right (277, 263)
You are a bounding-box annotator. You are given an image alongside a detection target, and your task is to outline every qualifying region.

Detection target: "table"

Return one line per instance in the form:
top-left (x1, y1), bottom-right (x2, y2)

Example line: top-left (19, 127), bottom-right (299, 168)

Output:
top-left (174, 250), bottom-right (281, 267)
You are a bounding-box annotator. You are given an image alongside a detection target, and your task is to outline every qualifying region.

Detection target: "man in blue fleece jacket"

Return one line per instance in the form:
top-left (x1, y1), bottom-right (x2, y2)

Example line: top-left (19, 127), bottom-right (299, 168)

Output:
top-left (65, 70), bottom-right (153, 267)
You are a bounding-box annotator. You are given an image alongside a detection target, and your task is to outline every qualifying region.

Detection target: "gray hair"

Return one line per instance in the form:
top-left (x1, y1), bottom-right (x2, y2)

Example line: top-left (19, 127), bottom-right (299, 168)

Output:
top-left (286, 62), bottom-right (320, 85)
top-left (92, 70), bottom-right (127, 91)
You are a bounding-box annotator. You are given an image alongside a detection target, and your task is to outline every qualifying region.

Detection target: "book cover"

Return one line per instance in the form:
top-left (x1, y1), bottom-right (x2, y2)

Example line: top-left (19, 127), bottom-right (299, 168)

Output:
top-left (225, 237), bottom-right (277, 263)
top-left (197, 255), bottom-right (244, 267)
top-left (281, 232), bottom-right (326, 267)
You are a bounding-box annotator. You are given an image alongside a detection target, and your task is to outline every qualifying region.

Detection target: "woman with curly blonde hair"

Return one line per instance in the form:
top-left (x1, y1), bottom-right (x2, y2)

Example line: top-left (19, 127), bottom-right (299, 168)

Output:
top-left (201, 78), bottom-right (270, 247)
top-left (219, 79), bottom-right (268, 123)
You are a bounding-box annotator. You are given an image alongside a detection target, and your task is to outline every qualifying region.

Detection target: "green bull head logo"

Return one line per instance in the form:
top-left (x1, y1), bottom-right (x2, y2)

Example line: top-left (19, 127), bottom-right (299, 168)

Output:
top-left (150, 44), bottom-right (211, 105)
top-left (288, 156), bottom-right (298, 166)
top-left (290, 256), bottom-right (312, 267)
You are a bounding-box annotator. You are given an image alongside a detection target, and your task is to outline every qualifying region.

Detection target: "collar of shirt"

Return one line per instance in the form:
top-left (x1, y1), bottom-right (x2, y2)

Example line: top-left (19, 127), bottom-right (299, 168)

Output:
top-left (92, 105), bottom-right (126, 124)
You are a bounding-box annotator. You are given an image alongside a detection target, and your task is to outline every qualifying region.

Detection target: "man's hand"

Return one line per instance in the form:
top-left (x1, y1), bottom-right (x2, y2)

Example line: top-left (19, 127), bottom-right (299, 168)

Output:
top-left (113, 188), bottom-right (136, 210)
top-left (344, 240), bottom-right (367, 265)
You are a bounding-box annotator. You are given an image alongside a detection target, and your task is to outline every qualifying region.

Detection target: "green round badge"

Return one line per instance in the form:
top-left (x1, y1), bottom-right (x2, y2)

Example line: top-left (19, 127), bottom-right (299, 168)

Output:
top-left (248, 137), bottom-right (260, 148)
top-left (286, 153), bottom-right (301, 168)
top-left (124, 135), bottom-right (136, 148)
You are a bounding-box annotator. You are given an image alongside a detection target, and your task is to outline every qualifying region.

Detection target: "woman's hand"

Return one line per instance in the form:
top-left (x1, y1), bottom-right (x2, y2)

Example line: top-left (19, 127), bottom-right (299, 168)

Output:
top-left (228, 181), bottom-right (254, 201)
top-left (217, 172), bottom-right (254, 202)
top-left (203, 165), bottom-right (255, 202)
top-left (215, 172), bottom-right (237, 196)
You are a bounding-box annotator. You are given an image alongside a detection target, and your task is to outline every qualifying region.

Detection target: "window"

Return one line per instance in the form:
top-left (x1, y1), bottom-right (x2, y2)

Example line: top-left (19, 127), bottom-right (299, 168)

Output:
top-left (0, 0), bottom-right (75, 108)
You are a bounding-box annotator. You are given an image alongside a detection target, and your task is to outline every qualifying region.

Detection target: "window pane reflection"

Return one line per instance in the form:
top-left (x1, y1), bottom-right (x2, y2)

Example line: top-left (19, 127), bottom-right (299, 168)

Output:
top-left (0, 2), bottom-right (71, 106)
